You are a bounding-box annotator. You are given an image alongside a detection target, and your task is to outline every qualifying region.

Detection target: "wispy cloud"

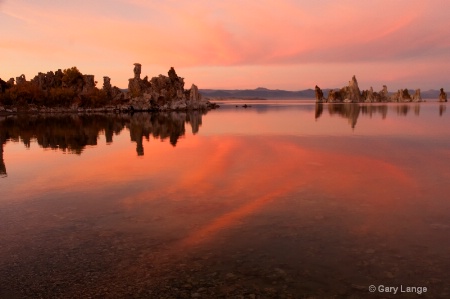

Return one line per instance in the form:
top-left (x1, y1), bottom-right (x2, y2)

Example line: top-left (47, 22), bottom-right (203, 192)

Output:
top-left (1, 0), bottom-right (450, 89)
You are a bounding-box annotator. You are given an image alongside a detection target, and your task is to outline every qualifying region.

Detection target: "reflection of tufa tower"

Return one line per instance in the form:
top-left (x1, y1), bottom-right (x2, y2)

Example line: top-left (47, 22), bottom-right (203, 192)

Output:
top-left (0, 134), bottom-right (6, 177)
top-left (315, 103), bottom-right (324, 120)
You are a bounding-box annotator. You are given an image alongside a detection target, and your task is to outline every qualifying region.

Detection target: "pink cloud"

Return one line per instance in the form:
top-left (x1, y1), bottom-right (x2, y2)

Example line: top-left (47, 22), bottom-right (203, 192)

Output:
top-left (1, 0), bottom-right (450, 89)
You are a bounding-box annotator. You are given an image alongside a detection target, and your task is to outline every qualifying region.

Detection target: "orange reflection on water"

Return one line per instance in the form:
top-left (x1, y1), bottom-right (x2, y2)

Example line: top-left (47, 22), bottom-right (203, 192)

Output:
top-left (3, 133), bottom-right (423, 252)
top-left (177, 185), bottom-right (298, 248)
top-left (117, 135), bottom-right (419, 252)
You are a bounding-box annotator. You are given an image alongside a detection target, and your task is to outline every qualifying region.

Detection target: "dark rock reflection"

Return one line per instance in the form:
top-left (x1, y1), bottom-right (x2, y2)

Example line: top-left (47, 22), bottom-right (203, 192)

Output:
top-left (327, 103), bottom-right (361, 129)
top-left (0, 131), bottom-right (6, 177)
top-left (440, 104), bottom-right (446, 116)
top-left (0, 111), bottom-right (207, 175)
top-left (314, 103), bottom-right (428, 128)
top-left (394, 105), bottom-right (411, 116)
top-left (314, 103), bottom-right (323, 120)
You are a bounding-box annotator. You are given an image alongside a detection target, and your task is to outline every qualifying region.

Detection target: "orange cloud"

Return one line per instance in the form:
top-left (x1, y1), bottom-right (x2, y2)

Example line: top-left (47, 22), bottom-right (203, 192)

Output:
top-left (2, 0), bottom-right (450, 89)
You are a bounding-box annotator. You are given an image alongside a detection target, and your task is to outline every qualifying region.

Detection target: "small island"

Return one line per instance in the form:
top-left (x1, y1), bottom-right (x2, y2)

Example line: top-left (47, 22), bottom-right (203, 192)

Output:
top-left (315, 76), bottom-right (448, 103)
top-left (0, 64), bottom-right (219, 115)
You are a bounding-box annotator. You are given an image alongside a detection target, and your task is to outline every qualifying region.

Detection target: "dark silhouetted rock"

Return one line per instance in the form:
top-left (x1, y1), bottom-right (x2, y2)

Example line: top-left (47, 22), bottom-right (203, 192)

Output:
top-left (111, 87), bottom-right (124, 102)
top-left (103, 76), bottom-right (112, 93)
top-left (327, 89), bottom-right (342, 103)
top-left (102, 76), bottom-right (124, 102)
top-left (0, 78), bottom-right (7, 93)
top-left (81, 75), bottom-right (95, 94)
top-left (314, 78), bottom-right (428, 103)
top-left (16, 74), bottom-right (26, 85)
top-left (1, 64), bottom-right (218, 113)
top-left (128, 77), bottom-right (142, 98)
top-left (439, 88), bottom-right (447, 102)
top-left (133, 63), bottom-right (141, 79)
top-left (168, 67), bottom-right (179, 82)
top-left (31, 70), bottom-right (63, 90)
top-left (127, 64), bottom-right (217, 111)
top-left (399, 89), bottom-right (412, 102)
top-left (315, 85), bottom-right (325, 103)
top-left (189, 84), bottom-right (200, 102)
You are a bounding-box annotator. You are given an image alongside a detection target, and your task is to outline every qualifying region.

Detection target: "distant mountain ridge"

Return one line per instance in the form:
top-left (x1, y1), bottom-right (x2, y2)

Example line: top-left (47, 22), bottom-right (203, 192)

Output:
top-left (200, 88), bottom-right (318, 99)
top-left (200, 88), bottom-right (442, 99)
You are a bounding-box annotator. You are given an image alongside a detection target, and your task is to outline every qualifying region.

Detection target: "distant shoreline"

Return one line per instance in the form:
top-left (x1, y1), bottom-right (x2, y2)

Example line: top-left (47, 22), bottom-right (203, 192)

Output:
top-left (2, 99), bottom-right (448, 116)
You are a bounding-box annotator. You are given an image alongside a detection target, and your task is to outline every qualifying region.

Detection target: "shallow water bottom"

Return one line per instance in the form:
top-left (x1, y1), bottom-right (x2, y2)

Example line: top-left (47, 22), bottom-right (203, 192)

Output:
top-left (1, 105), bottom-right (450, 298)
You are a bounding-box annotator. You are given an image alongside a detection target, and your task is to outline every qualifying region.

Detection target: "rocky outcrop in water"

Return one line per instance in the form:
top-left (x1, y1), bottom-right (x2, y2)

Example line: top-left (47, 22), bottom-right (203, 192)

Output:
top-left (126, 64), bottom-right (218, 111)
top-left (379, 85), bottom-right (389, 102)
top-left (412, 89), bottom-right (422, 102)
top-left (315, 85), bottom-right (325, 103)
top-left (327, 89), bottom-right (342, 103)
top-left (103, 77), bottom-right (124, 103)
top-left (315, 76), bottom-right (425, 103)
top-left (316, 76), bottom-right (363, 103)
top-left (0, 63), bottom-right (219, 113)
top-left (439, 88), bottom-right (447, 102)
top-left (362, 87), bottom-right (375, 103)
top-left (0, 67), bottom-right (112, 109)
top-left (345, 76), bottom-right (362, 103)
top-left (392, 88), bottom-right (415, 103)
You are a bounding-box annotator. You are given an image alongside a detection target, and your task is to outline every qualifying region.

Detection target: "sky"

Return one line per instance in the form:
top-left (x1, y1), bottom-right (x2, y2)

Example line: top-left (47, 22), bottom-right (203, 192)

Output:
top-left (1, 0), bottom-right (450, 90)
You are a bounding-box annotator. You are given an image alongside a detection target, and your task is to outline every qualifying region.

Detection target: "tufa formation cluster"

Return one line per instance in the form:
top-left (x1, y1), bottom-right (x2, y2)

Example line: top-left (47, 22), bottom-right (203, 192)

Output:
top-left (0, 64), bottom-right (218, 113)
top-left (315, 76), bottom-right (447, 103)
top-left (126, 63), bottom-right (216, 111)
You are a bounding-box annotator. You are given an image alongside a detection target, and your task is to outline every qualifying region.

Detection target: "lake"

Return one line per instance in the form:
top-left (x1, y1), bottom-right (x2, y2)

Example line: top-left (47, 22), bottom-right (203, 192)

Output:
top-left (1, 100), bottom-right (449, 298)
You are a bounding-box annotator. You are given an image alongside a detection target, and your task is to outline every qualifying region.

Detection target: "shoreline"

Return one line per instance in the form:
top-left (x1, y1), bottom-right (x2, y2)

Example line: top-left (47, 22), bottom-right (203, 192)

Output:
top-left (0, 102), bottom-right (220, 116)
top-left (1, 100), bottom-right (448, 116)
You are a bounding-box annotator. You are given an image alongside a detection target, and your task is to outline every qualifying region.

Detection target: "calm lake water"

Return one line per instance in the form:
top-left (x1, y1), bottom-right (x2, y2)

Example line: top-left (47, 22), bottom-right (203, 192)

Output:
top-left (1, 100), bottom-right (449, 298)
